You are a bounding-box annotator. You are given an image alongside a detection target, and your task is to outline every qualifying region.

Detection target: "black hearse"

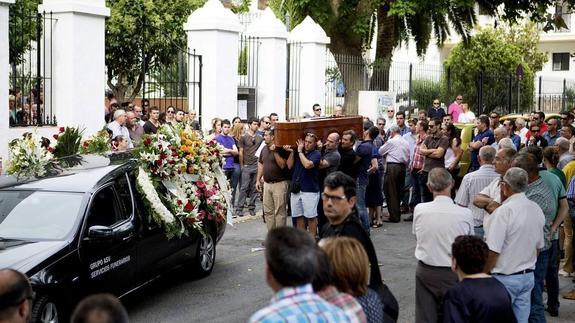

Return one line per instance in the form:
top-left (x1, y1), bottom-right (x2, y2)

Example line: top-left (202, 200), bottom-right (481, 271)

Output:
top-left (0, 156), bottom-right (226, 323)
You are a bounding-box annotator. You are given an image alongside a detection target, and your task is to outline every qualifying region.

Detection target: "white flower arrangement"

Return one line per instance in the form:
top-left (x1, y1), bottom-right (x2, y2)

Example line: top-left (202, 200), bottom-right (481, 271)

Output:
top-left (136, 167), bottom-right (175, 224)
top-left (7, 131), bottom-right (53, 179)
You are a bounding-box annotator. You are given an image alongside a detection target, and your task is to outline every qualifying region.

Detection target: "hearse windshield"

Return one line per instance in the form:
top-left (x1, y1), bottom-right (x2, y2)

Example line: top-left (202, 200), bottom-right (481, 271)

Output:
top-left (0, 191), bottom-right (83, 240)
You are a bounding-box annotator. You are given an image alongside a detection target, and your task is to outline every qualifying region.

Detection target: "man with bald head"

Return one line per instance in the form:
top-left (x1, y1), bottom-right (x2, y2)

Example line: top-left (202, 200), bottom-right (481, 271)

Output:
top-left (0, 269), bottom-right (33, 323)
top-left (317, 132), bottom-right (342, 227)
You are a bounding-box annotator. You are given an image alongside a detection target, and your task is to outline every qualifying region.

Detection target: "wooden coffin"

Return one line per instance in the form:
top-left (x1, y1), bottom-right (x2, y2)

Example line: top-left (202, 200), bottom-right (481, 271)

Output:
top-left (274, 116), bottom-right (364, 146)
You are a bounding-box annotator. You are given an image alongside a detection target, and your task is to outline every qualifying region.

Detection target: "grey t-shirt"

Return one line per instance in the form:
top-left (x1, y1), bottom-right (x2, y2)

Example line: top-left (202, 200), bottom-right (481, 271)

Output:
top-left (239, 133), bottom-right (263, 166)
top-left (322, 150), bottom-right (341, 175)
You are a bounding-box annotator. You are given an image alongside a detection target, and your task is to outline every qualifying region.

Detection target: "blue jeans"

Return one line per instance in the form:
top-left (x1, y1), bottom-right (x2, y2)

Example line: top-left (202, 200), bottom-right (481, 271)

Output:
top-left (494, 272), bottom-right (535, 323)
top-left (356, 183), bottom-right (370, 233)
top-left (530, 248), bottom-right (550, 323)
top-left (545, 239), bottom-right (560, 311)
top-left (419, 171), bottom-right (433, 203)
top-left (409, 170), bottom-right (422, 207)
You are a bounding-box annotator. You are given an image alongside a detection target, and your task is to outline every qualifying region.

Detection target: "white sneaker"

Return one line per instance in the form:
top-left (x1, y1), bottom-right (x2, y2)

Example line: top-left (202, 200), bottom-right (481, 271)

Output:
top-left (559, 269), bottom-right (573, 277)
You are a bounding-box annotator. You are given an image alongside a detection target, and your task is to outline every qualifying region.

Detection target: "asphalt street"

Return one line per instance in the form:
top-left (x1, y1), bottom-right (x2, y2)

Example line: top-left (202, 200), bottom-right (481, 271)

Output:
top-left (125, 214), bottom-right (575, 323)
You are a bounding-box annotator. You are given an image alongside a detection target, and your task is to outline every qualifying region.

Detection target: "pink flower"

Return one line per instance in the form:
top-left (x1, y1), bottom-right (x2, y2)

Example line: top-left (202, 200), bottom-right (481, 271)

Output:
top-left (196, 180), bottom-right (206, 189)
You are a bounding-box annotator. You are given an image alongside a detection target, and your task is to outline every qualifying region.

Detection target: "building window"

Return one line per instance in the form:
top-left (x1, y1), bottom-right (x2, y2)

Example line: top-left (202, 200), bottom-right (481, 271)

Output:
top-left (552, 53), bottom-right (570, 71)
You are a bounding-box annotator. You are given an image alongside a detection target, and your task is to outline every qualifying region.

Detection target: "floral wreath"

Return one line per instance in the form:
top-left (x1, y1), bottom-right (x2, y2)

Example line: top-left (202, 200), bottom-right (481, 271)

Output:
top-left (136, 125), bottom-right (229, 238)
top-left (6, 125), bottom-right (230, 239)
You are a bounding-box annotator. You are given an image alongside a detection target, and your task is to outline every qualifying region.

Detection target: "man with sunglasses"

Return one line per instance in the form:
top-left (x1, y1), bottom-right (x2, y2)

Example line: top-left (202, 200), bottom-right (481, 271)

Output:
top-left (526, 111), bottom-right (548, 142)
top-left (0, 269), bottom-right (33, 323)
top-left (560, 111), bottom-right (574, 128)
top-left (527, 124), bottom-right (548, 148)
top-left (312, 103), bottom-right (322, 118)
top-left (543, 118), bottom-right (560, 146)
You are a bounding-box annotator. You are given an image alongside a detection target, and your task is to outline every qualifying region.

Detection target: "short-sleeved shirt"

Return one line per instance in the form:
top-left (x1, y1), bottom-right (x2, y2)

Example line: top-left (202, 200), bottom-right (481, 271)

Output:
top-left (356, 140), bottom-right (375, 185)
top-left (292, 149), bottom-right (321, 192)
top-left (259, 146), bottom-right (290, 183)
top-left (486, 193), bottom-right (545, 274)
top-left (422, 134), bottom-right (450, 172)
top-left (338, 147), bottom-right (359, 179)
top-left (239, 133), bottom-right (264, 166)
top-left (534, 171), bottom-right (566, 247)
top-left (455, 165), bottom-right (500, 227)
top-left (470, 129), bottom-right (495, 169)
top-left (215, 134), bottom-right (236, 170)
top-left (549, 167), bottom-right (566, 188)
top-left (322, 149), bottom-right (341, 175)
top-left (443, 278), bottom-right (517, 323)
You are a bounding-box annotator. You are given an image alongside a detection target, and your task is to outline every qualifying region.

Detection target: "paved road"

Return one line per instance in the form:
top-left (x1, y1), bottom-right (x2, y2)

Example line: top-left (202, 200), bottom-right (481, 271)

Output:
top-left (125, 215), bottom-right (575, 322)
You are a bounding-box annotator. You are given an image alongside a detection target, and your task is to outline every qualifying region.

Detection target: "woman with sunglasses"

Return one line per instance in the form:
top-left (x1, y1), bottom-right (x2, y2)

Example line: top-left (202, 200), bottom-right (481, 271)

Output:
top-left (165, 106), bottom-right (176, 125)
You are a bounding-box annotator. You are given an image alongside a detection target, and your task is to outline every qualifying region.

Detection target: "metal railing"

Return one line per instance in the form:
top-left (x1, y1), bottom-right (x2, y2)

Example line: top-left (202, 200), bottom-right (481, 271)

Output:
top-left (324, 51), bottom-right (575, 116)
top-left (9, 10), bottom-right (56, 127)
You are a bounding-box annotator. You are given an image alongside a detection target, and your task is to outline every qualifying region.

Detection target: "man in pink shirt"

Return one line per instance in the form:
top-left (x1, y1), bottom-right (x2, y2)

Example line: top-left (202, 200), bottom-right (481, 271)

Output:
top-left (448, 95), bottom-right (463, 122)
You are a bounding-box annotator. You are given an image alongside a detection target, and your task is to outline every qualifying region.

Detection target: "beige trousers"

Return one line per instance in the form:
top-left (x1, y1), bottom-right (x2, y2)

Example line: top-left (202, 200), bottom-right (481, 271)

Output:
top-left (263, 181), bottom-right (289, 231)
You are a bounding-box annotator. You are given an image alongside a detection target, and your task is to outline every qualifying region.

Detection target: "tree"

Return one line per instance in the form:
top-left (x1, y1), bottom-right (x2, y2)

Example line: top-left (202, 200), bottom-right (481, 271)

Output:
top-left (269, 0), bottom-right (574, 114)
top-left (105, 0), bottom-right (207, 103)
top-left (8, 0), bottom-right (41, 92)
top-left (444, 24), bottom-right (547, 114)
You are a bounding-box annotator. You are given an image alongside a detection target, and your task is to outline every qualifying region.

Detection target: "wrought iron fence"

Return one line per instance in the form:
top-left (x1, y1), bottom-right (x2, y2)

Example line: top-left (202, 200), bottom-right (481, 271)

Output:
top-left (238, 34), bottom-right (260, 89)
top-left (8, 10), bottom-right (56, 127)
top-left (140, 22), bottom-right (202, 125)
top-left (324, 51), bottom-right (575, 117)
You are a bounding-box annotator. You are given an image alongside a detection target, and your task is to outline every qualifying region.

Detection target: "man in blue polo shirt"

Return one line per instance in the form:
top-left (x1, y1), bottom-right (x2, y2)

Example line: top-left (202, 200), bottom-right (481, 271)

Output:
top-left (285, 133), bottom-right (322, 237)
top-left (468, 115), bottom-right (494, 173)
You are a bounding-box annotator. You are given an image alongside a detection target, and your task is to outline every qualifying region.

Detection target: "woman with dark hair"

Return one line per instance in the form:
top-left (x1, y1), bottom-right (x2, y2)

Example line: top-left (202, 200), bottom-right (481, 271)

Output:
top-left (543, 146), bottom-right (566, 187)
top-left (443, 235), bottom-right (516, 323)
top-left (442, 123), bottom-right (463, 194)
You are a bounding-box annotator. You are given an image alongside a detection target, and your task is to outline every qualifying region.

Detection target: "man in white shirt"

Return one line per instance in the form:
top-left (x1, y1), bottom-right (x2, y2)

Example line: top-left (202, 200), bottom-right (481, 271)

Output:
top-left (413, 167), bottom-right (473, 323)
top-left (455, 146), bottom-right (499, 238)
top-left (516, 117), bottom-right (528, 147)
top-left (379, 125), bottom-right (410, 222)
top-left (107, 109), bottom-right (133, 149)
top-left (484, 167), bottom-right (545, 323)
top-left (472, 148), bottom-right (516, 234)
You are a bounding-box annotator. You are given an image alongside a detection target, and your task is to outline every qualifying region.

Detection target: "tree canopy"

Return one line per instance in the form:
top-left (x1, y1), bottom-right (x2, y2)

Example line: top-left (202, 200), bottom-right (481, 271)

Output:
top-left (444, 23), bottom-right (547, 114)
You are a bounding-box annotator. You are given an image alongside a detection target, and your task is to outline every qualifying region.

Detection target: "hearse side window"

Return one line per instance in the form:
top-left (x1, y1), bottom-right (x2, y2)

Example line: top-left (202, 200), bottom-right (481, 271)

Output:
top-left (86, 186), bottom-right (127, 228)
top-left (114, 174), bottom-right (133, 217)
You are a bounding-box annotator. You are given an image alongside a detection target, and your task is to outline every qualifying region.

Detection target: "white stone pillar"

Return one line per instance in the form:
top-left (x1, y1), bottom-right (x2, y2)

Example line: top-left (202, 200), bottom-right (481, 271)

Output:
top-left (0, 0), bottom-right (15, 163)
top-left (184, 0), bottom-right (241, 131)
top-left (288, 16), bottom-right (330, 118)
top-left (246, 8), bottom-right (287, 121)
top-left (39, 0), bottom-right (110, 135)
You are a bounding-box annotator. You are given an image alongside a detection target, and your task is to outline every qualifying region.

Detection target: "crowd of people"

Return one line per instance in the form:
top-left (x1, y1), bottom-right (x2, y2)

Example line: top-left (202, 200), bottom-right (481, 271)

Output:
top-left (5, 92), bottom-right (575, 322)
top-left (103, 93), bottom-right (575, 322)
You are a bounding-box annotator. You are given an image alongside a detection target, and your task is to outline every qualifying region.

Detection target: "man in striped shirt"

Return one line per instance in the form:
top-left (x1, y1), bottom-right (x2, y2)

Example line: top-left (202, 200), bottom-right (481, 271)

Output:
top-left (455, 146), bottom-right (499, 239)
top-left (405, 119), bottom-right (428, 222)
